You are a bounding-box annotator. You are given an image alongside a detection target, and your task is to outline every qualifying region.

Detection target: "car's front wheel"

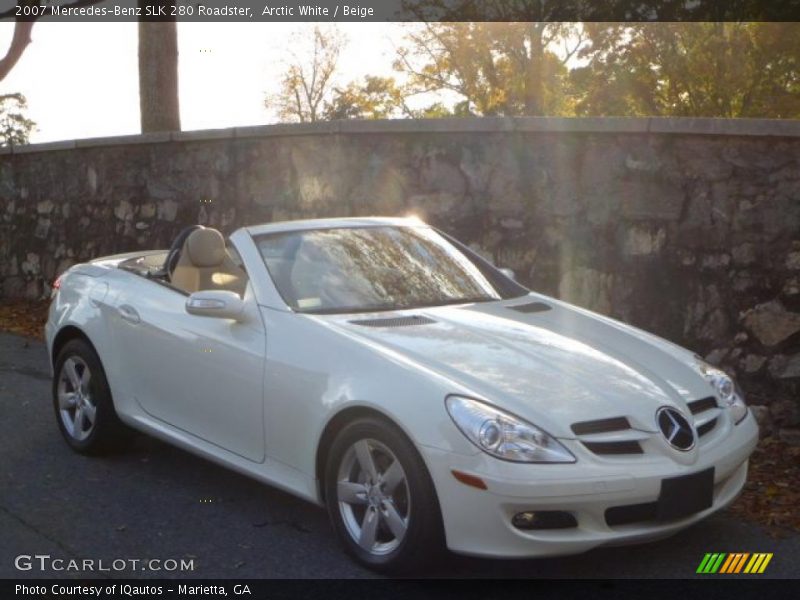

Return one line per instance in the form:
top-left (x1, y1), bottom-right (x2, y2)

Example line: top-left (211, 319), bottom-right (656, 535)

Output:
top-left (324, 417), bottom-right (444, 573)
top-left (53, 338), bottom-right (131, 455)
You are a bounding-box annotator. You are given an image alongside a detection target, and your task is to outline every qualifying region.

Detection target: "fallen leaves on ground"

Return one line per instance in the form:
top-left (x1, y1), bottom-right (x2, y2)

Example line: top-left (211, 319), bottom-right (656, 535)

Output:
top-left (729, 436), bottom-right (800, 536)
top-left (0, 300), bottom-right (49, 340)
top-left (0, 299), bottom-right (797, 534)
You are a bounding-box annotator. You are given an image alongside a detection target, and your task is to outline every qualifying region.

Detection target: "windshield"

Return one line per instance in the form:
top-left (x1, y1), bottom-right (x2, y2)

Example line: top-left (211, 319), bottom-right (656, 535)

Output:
top-left (255, 226), bottom-right (527, 314)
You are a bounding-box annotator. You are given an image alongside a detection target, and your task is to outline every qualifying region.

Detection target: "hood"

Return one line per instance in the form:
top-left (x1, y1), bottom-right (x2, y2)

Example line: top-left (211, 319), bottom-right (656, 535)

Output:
top-left (318, 295), bottom-right (712, 439)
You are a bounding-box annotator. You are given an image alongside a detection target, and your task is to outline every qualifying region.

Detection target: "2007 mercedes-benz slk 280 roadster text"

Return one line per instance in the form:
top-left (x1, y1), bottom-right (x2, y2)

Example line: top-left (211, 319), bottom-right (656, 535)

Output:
top-left (46, 217), bottom-right (758, 572)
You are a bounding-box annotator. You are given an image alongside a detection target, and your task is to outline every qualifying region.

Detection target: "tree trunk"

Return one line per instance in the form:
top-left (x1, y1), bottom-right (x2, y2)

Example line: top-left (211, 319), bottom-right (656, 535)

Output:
top-left (138, 15), bottom-right (180, 132)
top-left (524, 23), bottom-right (545, 115)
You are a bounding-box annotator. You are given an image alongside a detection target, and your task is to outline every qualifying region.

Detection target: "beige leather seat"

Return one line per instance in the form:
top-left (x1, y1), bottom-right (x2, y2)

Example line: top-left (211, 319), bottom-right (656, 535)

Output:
top-left (171, 228), bottom-right (247, 296)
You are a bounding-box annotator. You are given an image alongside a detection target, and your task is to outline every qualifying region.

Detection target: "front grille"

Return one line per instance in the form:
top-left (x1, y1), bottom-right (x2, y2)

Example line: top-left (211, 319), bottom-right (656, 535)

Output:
top-left (605, 502), bottom-right (658, 526)
top-left (507, 301), bottom-right (552, 314)
top-left (571, 417), bottom-right (631, 436)
top-left (582, 441), bottom-right (643, 455)
top-left (697, 418), bottom-right (717, 437)
top-left (688, 396), bottom-right (718, 415)
top-left (687, 396), bottom-right (720, 439)
top-left (572, 416), bottom-right (645, 456)
top-left (349, 315), bottom-right (435, 328)
top-left (572, 398), bottom-right (721, 460)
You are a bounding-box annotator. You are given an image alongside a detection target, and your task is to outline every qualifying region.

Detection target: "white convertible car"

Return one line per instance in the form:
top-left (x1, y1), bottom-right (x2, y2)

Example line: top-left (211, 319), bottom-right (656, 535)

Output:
top-left (46, 217), bottom-right (758, 572)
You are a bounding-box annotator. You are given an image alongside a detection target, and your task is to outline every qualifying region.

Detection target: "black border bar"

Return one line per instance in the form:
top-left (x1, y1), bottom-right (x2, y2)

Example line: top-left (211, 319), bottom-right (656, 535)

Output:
top-left (4, 0), bottom-right (800, 23)
top-left (2, 578), bottom-right (795, 599)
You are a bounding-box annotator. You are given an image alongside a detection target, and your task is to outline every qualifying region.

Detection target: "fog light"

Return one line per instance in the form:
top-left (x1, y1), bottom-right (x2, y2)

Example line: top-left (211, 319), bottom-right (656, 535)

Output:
top-left (511, 511), bottom-right (577, 530)
top-left (512, 512), bottom-right (537, 528)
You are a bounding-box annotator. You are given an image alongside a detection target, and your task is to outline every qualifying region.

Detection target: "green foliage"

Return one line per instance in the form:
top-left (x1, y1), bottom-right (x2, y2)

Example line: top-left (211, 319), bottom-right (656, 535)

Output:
top-left (0, 93), bottom-right (35, 146)
top-left (574, 23), bottom-right (800, 118)
top-left (269, 21), bottom-right (800, 122)
top-left (394, 23), bottom-right (581, 117)
top-left (323, 76), bottom-right (410, 120)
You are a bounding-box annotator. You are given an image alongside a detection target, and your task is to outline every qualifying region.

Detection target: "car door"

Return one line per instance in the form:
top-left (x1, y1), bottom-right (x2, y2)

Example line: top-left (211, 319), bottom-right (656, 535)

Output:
top-left (109, 275), bottom-right (266, 462)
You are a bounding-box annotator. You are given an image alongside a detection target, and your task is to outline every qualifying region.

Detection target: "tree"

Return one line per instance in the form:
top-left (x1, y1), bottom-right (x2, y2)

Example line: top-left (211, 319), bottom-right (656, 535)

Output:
top-left (397, 0), bottom-right (800, 22)
top-left (394, 22), bottom-right (584, 117)
top-left (0, 18), bottom-right (33, 84)
top-left (0, 1), bottom-right (104, 83)
top-left (0, 92), bottom-right (35, 146)
top-left (138, 15), bottom-right (181, 132)
top-left (574, 23), bottom-right (800, 118)
top-left (0, 0), bottom-right (181, 134)
top-left (268, 26), bottom-right (346, 123)
top-left (323, 76), bottom-right (412, 120)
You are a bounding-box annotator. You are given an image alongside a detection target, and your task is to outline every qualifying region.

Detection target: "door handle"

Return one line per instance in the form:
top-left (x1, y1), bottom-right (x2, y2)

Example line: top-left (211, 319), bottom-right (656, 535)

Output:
top-left (118, 304), bottom-right (141, 324)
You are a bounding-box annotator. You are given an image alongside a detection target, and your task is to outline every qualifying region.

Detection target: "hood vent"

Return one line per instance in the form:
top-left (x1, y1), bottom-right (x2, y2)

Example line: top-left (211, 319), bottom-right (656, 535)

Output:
top-left (508, 301), bottom-right (552, 314)
top-left (349, 315), bottom-right (436, 328)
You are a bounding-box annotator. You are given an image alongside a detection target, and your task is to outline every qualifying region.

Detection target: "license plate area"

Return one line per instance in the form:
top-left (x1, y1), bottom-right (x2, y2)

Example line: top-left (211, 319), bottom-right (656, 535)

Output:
top-left (657, 467), bottom-right (715, 521)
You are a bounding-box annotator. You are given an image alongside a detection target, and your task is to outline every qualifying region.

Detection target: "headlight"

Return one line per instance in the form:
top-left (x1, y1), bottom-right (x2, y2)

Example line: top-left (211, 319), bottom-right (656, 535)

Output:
top-left (696, 360), bottom-right (748, 424)
top-left (445, 396), bottom-right (576, 463)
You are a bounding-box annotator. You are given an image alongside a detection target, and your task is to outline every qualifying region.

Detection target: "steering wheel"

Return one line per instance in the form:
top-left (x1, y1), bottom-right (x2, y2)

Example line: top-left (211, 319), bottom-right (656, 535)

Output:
top-left (163, 225), bottom-right (205, 281)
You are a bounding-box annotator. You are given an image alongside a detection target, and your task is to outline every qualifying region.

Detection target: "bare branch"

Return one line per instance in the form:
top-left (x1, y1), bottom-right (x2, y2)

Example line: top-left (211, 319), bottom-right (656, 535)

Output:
top-left (561, 27), bottom-right (587, 65)
top-left (0, 19), bottom-right (33, 83)
top-left (0, 0), bottom-right (105, 83)
top-left (269, 25), bottom-right (345, 122)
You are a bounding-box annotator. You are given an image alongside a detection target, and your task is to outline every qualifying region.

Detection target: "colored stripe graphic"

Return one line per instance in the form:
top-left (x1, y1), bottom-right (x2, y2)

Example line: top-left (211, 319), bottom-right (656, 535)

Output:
top-left (698, 552), bottom-right (772, 574)
top-left (733, 553), bottom-right (750, 573)
top-left (744, 553), bottom-right (774, 574)
top-left (719, 553), bottom-right (750, 573)
top-left (757, 554), bottom-right (773, 573)
top-left (719, 554), bottom-right (736, 574)
top-left (697, 553), bottom-right (727, 573)
top-left (697, 553), bottom-right (714, 573)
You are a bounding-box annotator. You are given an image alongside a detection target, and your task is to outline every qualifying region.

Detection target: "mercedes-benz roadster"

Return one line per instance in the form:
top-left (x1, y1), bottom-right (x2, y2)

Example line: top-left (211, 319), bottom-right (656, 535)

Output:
top-left (46, 217), bottom-right (758, 572)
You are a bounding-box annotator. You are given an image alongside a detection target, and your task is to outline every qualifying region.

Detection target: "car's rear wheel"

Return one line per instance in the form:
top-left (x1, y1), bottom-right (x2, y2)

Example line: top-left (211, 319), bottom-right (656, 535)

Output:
top-left (324, 417), bottom-right (444, 573)
top-left (53, 339), bottom-right (131, 455)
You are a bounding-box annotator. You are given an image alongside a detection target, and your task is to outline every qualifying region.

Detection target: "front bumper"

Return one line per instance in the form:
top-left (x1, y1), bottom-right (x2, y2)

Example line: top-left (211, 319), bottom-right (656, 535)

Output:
top-left (422, 412), bottom-right (758, 558)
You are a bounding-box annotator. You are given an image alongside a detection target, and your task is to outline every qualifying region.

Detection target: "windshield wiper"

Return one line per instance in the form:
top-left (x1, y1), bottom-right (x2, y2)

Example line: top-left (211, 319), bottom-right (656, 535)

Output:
top-left (427, 296), bottom-right (496, 308)
top-left (298, 304), bottom-right (399, 315)
top-left (298, 296), bottom-right (497, 315)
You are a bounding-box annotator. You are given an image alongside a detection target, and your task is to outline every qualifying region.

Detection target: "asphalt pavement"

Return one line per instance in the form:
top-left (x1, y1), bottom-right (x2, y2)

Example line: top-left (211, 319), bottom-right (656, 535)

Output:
top-left (1, 331), bottom-right (797, 579)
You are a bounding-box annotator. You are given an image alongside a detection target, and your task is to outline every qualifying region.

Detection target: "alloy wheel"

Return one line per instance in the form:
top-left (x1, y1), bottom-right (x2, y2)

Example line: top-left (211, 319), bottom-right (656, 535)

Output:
top-left (336, 438), bottom-right (411, 556)
top-left (57, 356), bottom-right (97, 442)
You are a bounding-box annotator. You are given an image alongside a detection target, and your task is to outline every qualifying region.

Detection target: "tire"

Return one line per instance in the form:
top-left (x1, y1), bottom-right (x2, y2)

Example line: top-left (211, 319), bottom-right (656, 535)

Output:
top-left (324, 416), bottom-right (444, 574)
top-left (52, 339), bottom-right (132, 455)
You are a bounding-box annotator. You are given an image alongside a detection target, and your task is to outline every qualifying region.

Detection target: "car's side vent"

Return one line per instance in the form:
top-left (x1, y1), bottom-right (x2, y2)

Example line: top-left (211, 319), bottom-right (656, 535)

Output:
top-left (571, 417), bottom-right (631, 436)
top-left (349, 315), bottom-right (436, 328)
top-left (688, 396), bottom-right (718, 415)
top-left (582, 441), bottom-right (644, 455)
top-left (507, 301), bottom-right (552, 314)
top-left (697, 418), bottom-right (717, 437)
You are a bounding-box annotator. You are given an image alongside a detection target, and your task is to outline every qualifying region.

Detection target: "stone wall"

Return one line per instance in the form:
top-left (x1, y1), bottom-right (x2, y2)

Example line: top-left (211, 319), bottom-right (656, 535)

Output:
top-left (1, 117), bottom-right (799, 436)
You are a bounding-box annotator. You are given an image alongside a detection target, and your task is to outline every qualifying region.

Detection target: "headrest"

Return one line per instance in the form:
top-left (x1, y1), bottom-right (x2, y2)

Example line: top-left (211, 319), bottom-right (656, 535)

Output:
top-left (185, 228), bottom-right (226, 268)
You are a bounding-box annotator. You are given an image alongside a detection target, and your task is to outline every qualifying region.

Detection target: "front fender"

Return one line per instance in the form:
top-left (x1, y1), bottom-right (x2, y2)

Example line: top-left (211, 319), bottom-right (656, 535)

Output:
top-left (260, 307), bottom-right (480, 481)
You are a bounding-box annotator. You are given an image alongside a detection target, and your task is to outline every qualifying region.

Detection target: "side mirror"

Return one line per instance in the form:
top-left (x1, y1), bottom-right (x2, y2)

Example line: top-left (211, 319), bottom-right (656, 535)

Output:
top-left (499, 267), bottom-right (516, 281)
top-left (186, 290), bottom-right (244, 321)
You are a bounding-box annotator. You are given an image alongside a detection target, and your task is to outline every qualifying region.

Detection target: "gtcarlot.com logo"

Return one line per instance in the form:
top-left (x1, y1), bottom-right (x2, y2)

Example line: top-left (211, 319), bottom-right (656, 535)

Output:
top-left (696, 552), bottom-right (773, 574)
top-left (14, 554), bottom-right (195, 573)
